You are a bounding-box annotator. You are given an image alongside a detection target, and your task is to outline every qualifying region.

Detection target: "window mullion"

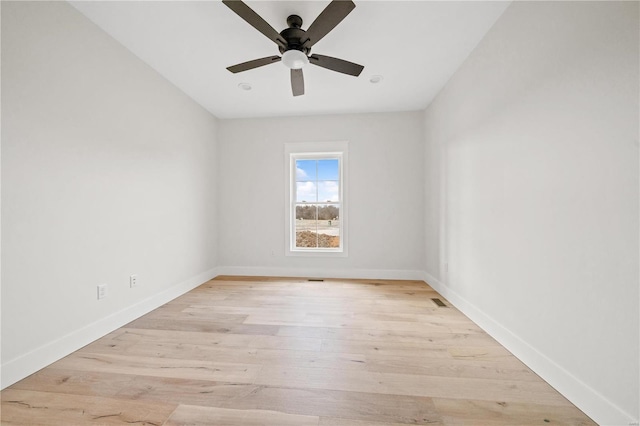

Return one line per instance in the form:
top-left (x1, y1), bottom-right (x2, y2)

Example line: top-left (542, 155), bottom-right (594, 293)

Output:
top-left (315, 160), bottom-right (319, 248)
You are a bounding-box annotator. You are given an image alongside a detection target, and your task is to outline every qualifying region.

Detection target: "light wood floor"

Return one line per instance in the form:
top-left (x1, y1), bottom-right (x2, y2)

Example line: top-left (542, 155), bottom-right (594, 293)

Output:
top-left (1, 276), bottom-right (596, 425)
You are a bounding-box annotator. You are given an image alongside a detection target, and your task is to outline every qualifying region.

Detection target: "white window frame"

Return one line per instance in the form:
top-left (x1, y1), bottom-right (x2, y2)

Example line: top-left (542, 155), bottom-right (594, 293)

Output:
top-left (285, 141), bottom-right (348, 257)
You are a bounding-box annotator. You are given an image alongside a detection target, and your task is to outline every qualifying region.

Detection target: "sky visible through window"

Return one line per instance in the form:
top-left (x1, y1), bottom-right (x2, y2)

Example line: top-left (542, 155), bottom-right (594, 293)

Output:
top-left (295, 159), bottom-right (339, 203)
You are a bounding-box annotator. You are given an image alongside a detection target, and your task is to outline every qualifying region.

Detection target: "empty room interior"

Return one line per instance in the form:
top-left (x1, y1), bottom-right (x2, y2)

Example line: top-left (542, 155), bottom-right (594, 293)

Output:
top-left (1, 1), bottom-right (638, 425)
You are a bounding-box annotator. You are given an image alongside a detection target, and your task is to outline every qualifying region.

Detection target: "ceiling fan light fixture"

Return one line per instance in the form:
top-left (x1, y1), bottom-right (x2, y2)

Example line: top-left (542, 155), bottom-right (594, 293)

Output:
top-left (281, 50), bottom-right (309, 69)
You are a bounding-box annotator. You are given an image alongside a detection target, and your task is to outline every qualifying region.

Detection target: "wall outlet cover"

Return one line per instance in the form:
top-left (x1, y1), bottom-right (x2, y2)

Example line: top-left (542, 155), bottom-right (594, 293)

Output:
top-left (97, 284), bottom-right (107, 300)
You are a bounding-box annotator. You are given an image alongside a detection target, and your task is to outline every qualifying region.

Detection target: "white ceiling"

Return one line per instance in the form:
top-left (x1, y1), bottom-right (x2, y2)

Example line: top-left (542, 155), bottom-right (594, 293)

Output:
top-left (69, 1), bottom-right (510, 119)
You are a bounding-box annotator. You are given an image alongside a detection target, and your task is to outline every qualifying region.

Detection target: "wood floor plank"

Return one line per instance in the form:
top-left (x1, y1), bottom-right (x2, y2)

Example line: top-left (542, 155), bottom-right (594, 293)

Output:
top-left (433, 397), bottom-right (596, 425)
top-left (319, 418), bottom-right (432, 426)
top-left (253, 365), bottom-right (572, 406)
top-left (0, 389), bottom-right (175, 426)
top-left (213, 385), bottom-right (442, 425)
top-left (98, 327), bottom-right (322, 351)
top-left (201, 294), bottom-right (445, 310)
top-left (244, 315), bottom-right (482, 333)
top-left (137, 308), bottom-right (250, 324)
top-left (358, 355), bottom-right (539, 381)
top-left (80, 338), bottom-right (368, 370)
top-left (124, 317), bottom-right (281, 335)
top-left (200, 304), bottom-right (460, 318)
top-left (10, 369), bottom-right (256, 406)
top-left (9, 369), bottom-right (138, 398)
top-left (0, 276), bottom-right (595, 425)
top-left (164, 405), bottom-right (320, 426)
top-left (51, 352), bottom-right (260, 383)
top-left (320, 338), bottom-right (513, 360)
top-left (276, 325), bottom-right (496, 345)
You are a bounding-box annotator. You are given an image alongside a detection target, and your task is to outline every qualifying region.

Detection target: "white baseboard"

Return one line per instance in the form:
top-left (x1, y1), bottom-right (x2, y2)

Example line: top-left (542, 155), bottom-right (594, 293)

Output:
top-left (216, 266), bottom-right (425, 281)
top-left (422, 271), bottom-right (637, 426)
top-left (1, 267), bottom-right (220, 390)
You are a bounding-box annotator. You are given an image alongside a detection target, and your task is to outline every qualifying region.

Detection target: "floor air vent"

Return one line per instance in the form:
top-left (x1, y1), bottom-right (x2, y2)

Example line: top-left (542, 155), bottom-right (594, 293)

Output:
top-left (432, 298), bottom-right (447, 307)
top-left (308, 279), bottom-right (324, 282)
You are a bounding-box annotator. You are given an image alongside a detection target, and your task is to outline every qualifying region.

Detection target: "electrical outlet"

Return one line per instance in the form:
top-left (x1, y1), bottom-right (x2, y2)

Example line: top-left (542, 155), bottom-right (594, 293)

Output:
top-left (130, 274), bottom-right (138, 288)
top-left (97, 284), bottom-right (107, 300)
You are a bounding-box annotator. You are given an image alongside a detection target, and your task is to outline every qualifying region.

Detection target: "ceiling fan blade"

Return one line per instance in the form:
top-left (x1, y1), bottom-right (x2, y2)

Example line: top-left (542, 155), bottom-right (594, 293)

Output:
top-left (309, 54), bottom-right (364, 76)
top-left (222, 0), bottom-right (287, 48)
top-left (302, 0), bottom-right (355, 48)
top-left (291, 69), bottom-right (304, 96)
top-left (227, 56), bottom-right (281, 73)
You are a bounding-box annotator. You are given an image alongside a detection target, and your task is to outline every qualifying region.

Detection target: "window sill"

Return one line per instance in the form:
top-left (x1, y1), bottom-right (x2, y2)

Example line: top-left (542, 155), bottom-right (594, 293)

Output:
top-left (286, 249), bottom-right (348, 258)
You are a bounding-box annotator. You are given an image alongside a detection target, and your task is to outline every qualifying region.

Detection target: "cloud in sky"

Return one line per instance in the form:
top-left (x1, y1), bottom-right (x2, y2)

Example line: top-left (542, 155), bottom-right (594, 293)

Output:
top-left (296, 180), bottom-right (339, 203)
top-left (318, 181), bottom-right (339, 202)
top-left (296, 167), bottom-right (308, 180)
top-left (296, 181), bottom-right (316, 202)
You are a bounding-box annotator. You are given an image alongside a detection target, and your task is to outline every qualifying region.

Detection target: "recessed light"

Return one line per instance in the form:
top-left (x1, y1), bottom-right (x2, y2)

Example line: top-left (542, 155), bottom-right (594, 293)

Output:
top-left (369, 75), bottom-right (383, 84)
top-left (238, 82), bottom-right (252, 91)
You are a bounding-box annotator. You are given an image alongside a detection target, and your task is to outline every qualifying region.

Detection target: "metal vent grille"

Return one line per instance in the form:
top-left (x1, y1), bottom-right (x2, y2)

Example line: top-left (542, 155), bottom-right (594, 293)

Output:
top-left (431, 298), bottom-right (447, 307)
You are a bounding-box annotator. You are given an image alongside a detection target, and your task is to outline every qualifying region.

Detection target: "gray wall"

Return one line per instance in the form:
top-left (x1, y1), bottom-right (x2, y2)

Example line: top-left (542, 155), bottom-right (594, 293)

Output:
top-left (1, 1), bottom-right (219, 386)
top-left (217, 112), bottom-right (425, 279)
top-left (423, 2), bottom-right (639, 423)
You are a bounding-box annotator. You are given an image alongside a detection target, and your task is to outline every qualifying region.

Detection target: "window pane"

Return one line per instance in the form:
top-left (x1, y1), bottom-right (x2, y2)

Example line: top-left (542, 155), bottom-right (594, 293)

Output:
top-left (318, 180), bottom-right (339, 202)
top-left (296, 181), bottom-right (316, 202)
top-left (295, 204), bottom-right (318, 248)
top-left (296, 159), bottom-right (316, 181)
top-left (317, 205), bottom-right (340, 248)
top-left (318, 159), bottom-right (339, 180)
top-left (295, 204), bottom-right (317, 221)
top-left (296, 221), bottom-right (320, 248)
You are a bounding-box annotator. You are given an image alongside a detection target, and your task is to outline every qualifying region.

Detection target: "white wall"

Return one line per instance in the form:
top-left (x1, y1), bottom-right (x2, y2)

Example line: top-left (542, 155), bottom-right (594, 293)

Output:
top-left (423, 1), bottom-right (639, 424)
top-left (217, 112), bottom-right (425, 279)
top-left (1, 1), bottom-right (219, 387)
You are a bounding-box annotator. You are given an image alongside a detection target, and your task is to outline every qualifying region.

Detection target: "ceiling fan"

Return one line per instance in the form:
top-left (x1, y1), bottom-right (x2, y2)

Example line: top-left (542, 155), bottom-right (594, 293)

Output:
top-left (222, 0), bottom-right (364, 96)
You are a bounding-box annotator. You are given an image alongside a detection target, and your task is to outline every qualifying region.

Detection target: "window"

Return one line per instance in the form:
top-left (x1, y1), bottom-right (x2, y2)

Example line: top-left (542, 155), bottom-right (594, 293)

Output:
top-left (285, 142), bottom-right (347, 256)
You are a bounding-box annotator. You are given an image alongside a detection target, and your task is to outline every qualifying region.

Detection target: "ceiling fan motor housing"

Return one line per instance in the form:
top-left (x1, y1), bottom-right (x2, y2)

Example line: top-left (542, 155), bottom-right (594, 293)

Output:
top-left (279, 15), bottom-right (310, 55)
